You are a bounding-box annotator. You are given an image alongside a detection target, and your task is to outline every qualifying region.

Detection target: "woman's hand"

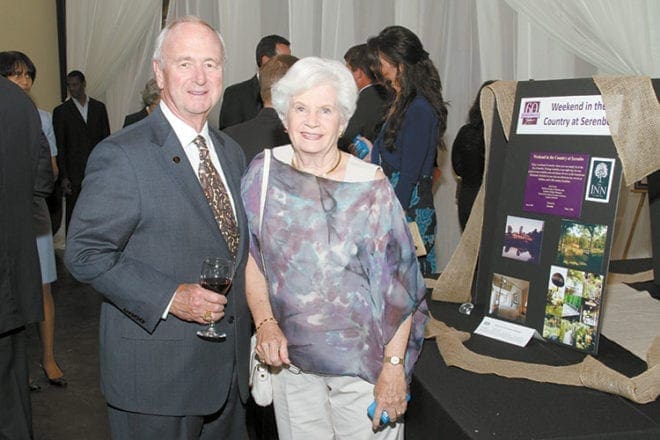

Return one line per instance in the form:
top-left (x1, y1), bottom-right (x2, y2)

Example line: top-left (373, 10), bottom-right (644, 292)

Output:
top-left (371, 362), bottom-right (408, 430)
top-left (255, 321), bottom-right (290, 367)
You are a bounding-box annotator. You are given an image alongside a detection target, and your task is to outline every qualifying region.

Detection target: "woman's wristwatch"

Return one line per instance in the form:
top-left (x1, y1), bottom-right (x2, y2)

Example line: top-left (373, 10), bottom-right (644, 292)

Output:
top-left (384, 355), bottom-right (404, 366)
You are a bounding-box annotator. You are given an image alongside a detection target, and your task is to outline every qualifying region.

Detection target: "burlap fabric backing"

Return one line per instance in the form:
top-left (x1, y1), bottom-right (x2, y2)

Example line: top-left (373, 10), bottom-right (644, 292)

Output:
top-left (425, 318), bottom-right (660, 404)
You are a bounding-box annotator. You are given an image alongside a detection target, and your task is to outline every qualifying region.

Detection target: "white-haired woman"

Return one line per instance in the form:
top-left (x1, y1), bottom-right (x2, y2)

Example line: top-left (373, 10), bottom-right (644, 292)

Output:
top-left (241, 57), bottom-right (427, 439)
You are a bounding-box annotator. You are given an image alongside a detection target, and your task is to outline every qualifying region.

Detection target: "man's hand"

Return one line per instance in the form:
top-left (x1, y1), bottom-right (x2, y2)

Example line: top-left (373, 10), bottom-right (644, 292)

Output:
top-left (169, 283), bottom-right (227, 324)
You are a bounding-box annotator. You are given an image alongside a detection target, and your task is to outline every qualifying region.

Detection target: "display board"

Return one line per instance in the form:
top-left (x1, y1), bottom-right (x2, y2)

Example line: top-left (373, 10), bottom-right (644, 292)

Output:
top-left (475, 79), bottom-right (623, 354)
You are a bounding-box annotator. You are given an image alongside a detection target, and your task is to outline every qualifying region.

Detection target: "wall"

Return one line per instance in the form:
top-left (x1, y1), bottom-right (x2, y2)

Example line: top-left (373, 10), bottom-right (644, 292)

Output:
top-left (0, 0), bottom-right (60, 112)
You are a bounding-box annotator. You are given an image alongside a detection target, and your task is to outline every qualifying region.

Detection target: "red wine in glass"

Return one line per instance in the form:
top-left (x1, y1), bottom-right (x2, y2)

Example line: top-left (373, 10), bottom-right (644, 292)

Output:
top-left (197, 257), bottom-right (234, 339)
top-left (200, 277), bottom-right (232, 296)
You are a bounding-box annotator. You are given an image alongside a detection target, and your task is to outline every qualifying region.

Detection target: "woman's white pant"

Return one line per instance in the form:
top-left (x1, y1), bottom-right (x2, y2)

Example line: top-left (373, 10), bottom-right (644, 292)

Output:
top-left (271, 366), bottom-right (405, 440)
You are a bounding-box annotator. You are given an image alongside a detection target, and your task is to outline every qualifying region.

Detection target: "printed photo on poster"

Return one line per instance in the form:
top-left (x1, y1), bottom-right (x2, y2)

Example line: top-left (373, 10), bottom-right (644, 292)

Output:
top-left (523, 152), bottom-right (589, 218)
top-left (556, 220), bottom-right (608, 273)
top-left (543, 265), bottom-right (604, 352)
top-left (489, 273), bottom-right (529, 324)
top-left (502, 215), bottom-right (544, 264)
top-left (585, 157), bottom-right (616, 203)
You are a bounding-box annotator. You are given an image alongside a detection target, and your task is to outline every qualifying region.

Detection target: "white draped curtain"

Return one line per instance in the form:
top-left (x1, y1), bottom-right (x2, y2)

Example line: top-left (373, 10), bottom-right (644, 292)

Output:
top-left (66, 0), bottom-right (161, 133)
top-left (66, 0), bottom-right (659, 268)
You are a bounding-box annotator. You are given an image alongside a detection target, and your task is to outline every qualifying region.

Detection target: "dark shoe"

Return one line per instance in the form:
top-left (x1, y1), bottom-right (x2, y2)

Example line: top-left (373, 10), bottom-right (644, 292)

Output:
top-left (29, 380), bottom-right (42, 392)
top-left (41, 365), bottom-right (68, 388)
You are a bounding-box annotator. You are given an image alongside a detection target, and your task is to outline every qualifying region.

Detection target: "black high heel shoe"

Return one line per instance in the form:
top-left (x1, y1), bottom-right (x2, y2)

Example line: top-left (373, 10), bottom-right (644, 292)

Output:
top-left (41, 365), bottom-right (68, 388)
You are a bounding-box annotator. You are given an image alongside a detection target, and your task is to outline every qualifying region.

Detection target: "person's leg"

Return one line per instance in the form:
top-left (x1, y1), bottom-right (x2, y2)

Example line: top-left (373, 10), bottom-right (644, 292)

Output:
top-left (328, 375), bottom-right (403, 440)
top-left (64, 185), bottom-right (80, 233)
top-left (39, 282), bottom-right (64, 381)
top-left (0, 328), bottom-right (33, 439)
top-left (271, 367), bottom-right (333, 440)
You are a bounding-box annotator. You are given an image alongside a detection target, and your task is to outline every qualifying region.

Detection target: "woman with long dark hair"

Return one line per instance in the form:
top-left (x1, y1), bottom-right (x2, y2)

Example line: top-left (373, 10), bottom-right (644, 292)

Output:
top-left (367, 25), bottom-right (448, 276)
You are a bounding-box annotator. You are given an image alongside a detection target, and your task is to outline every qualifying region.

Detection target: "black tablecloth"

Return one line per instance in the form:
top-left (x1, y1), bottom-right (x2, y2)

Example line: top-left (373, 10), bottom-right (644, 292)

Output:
top-left (405, 298), bottom-right (660, 440)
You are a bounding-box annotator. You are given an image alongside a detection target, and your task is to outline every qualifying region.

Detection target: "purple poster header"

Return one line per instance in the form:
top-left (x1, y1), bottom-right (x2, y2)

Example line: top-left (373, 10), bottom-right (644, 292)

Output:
top-left (523, 152), bottom-right (589, 218)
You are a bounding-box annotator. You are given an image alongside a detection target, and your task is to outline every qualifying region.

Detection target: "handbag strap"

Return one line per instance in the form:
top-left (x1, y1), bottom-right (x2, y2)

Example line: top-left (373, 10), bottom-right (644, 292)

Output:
top-left (259, 150), bottom-right (271, 279)
top-left (259, 149), bottom-right (270, 236)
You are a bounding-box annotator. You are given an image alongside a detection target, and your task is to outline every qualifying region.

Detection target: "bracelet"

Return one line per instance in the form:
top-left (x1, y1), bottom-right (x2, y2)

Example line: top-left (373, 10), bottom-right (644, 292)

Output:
top-left (256, 316), bottom-right (277, 332)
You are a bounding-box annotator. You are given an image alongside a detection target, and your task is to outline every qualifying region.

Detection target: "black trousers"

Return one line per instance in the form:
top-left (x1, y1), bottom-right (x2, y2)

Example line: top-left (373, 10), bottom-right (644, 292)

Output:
top-left (64, 184), bottom-right (81, 234)
top-left (0, 327), bottom-right (33, 440)
top-left (648, 170), bottom-right (660, 286)
top-left (46, 180), bottom-right (63, 235)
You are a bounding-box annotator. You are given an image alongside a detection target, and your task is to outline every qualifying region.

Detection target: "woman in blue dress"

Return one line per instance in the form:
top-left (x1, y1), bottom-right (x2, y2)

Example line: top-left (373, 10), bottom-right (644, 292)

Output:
top-left (367, 26), bottom-right (448, 276)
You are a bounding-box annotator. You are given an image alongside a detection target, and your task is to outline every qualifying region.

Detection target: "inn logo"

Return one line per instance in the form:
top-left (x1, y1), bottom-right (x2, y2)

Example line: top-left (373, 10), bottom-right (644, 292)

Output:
top-left (585, 157), bottom-right (615, 203)
top-left (521, 100), bottom-right (541, 125)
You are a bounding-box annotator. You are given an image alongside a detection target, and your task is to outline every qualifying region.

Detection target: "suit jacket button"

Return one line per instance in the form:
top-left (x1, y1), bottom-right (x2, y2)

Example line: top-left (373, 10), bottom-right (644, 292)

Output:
top-left (227, 316), bottom-right (235, 324)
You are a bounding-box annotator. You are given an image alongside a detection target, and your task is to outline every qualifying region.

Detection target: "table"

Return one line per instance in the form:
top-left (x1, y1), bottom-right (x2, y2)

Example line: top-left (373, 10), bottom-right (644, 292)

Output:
top-left (406, 299), bottom-right (660, 439)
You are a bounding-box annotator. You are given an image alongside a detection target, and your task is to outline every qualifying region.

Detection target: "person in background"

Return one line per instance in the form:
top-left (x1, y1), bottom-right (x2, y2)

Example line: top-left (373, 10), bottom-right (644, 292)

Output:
top-left (64, 16), bottom-right (250, 439)
top-left (223, 54), bottom-right (298, 163)
top-left (219, 34), bottom-right (291, 129)
top-left (0, 51), bottom-right (66, 388)
top-left (0, 75), bottom-right (48, 439)
top-left (123, 78), bottom-right (161, 127)
top-left (224, 52), bottom-right (297, 440)
top-left (338, 43), bottom-right (388, 155)
top-left (242, 57), bottom-right (427, 439)
top-left (452, 80), bottom-right (496, 231)
top-left (53, 70), bottom-right (110, 234)
top-left (367, 26), bottom-right (449, 276)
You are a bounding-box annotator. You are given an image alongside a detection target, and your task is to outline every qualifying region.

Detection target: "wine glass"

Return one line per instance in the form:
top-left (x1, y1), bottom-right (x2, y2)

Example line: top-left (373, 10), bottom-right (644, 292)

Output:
top-left (197, 257), bottom-right (234, 339)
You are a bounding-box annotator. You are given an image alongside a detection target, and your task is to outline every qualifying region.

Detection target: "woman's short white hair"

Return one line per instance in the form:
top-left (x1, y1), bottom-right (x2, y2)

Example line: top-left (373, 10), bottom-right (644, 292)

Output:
top-left (271, 56), bottom-right (358, 125)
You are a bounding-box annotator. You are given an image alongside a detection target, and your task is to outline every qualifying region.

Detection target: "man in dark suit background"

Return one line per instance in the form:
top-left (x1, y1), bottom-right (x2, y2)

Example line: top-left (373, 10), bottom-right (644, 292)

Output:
top-left (0, 77), bottom-right (48, 439)
top-left (65, 16), bottom-right (250, 439)
top-left (338, 44), bottom-right (388, 153)
top-left (218, 34), bottom-right (291, 129)
top-left (223, 54), bottom-right (298, 163)
top-left (53, 70), bottom-right (110, 233)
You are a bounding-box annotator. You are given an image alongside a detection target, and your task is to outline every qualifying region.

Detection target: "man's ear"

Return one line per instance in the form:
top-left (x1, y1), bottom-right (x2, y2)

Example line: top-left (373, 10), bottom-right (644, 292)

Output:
top-left (153, 60), bottom-right (164, 89)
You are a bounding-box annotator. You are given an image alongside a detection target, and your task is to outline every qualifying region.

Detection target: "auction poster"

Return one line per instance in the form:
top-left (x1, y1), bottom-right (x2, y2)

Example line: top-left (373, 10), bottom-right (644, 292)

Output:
top-left (475, 79), bottom-right (624, 355)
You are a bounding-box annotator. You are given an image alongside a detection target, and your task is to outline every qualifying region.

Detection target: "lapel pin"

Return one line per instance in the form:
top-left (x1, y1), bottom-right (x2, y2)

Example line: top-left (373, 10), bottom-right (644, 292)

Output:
top-left (172, 156), bottom-right (181, 163)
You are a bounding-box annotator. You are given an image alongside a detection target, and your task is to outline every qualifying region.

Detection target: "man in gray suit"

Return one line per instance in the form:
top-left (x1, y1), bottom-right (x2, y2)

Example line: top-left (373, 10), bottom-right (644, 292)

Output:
top-left (65, 16), bottom-right (250, 439)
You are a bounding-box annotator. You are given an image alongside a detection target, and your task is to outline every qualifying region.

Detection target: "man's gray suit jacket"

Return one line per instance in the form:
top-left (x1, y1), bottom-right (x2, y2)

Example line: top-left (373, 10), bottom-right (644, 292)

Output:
top-left (64, 106), bottom-right (251, 416)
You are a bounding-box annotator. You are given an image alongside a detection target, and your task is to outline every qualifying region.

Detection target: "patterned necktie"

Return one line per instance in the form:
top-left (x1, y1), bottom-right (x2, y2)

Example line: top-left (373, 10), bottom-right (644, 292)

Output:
top-left (194, 135), bottom-right (239, 257)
